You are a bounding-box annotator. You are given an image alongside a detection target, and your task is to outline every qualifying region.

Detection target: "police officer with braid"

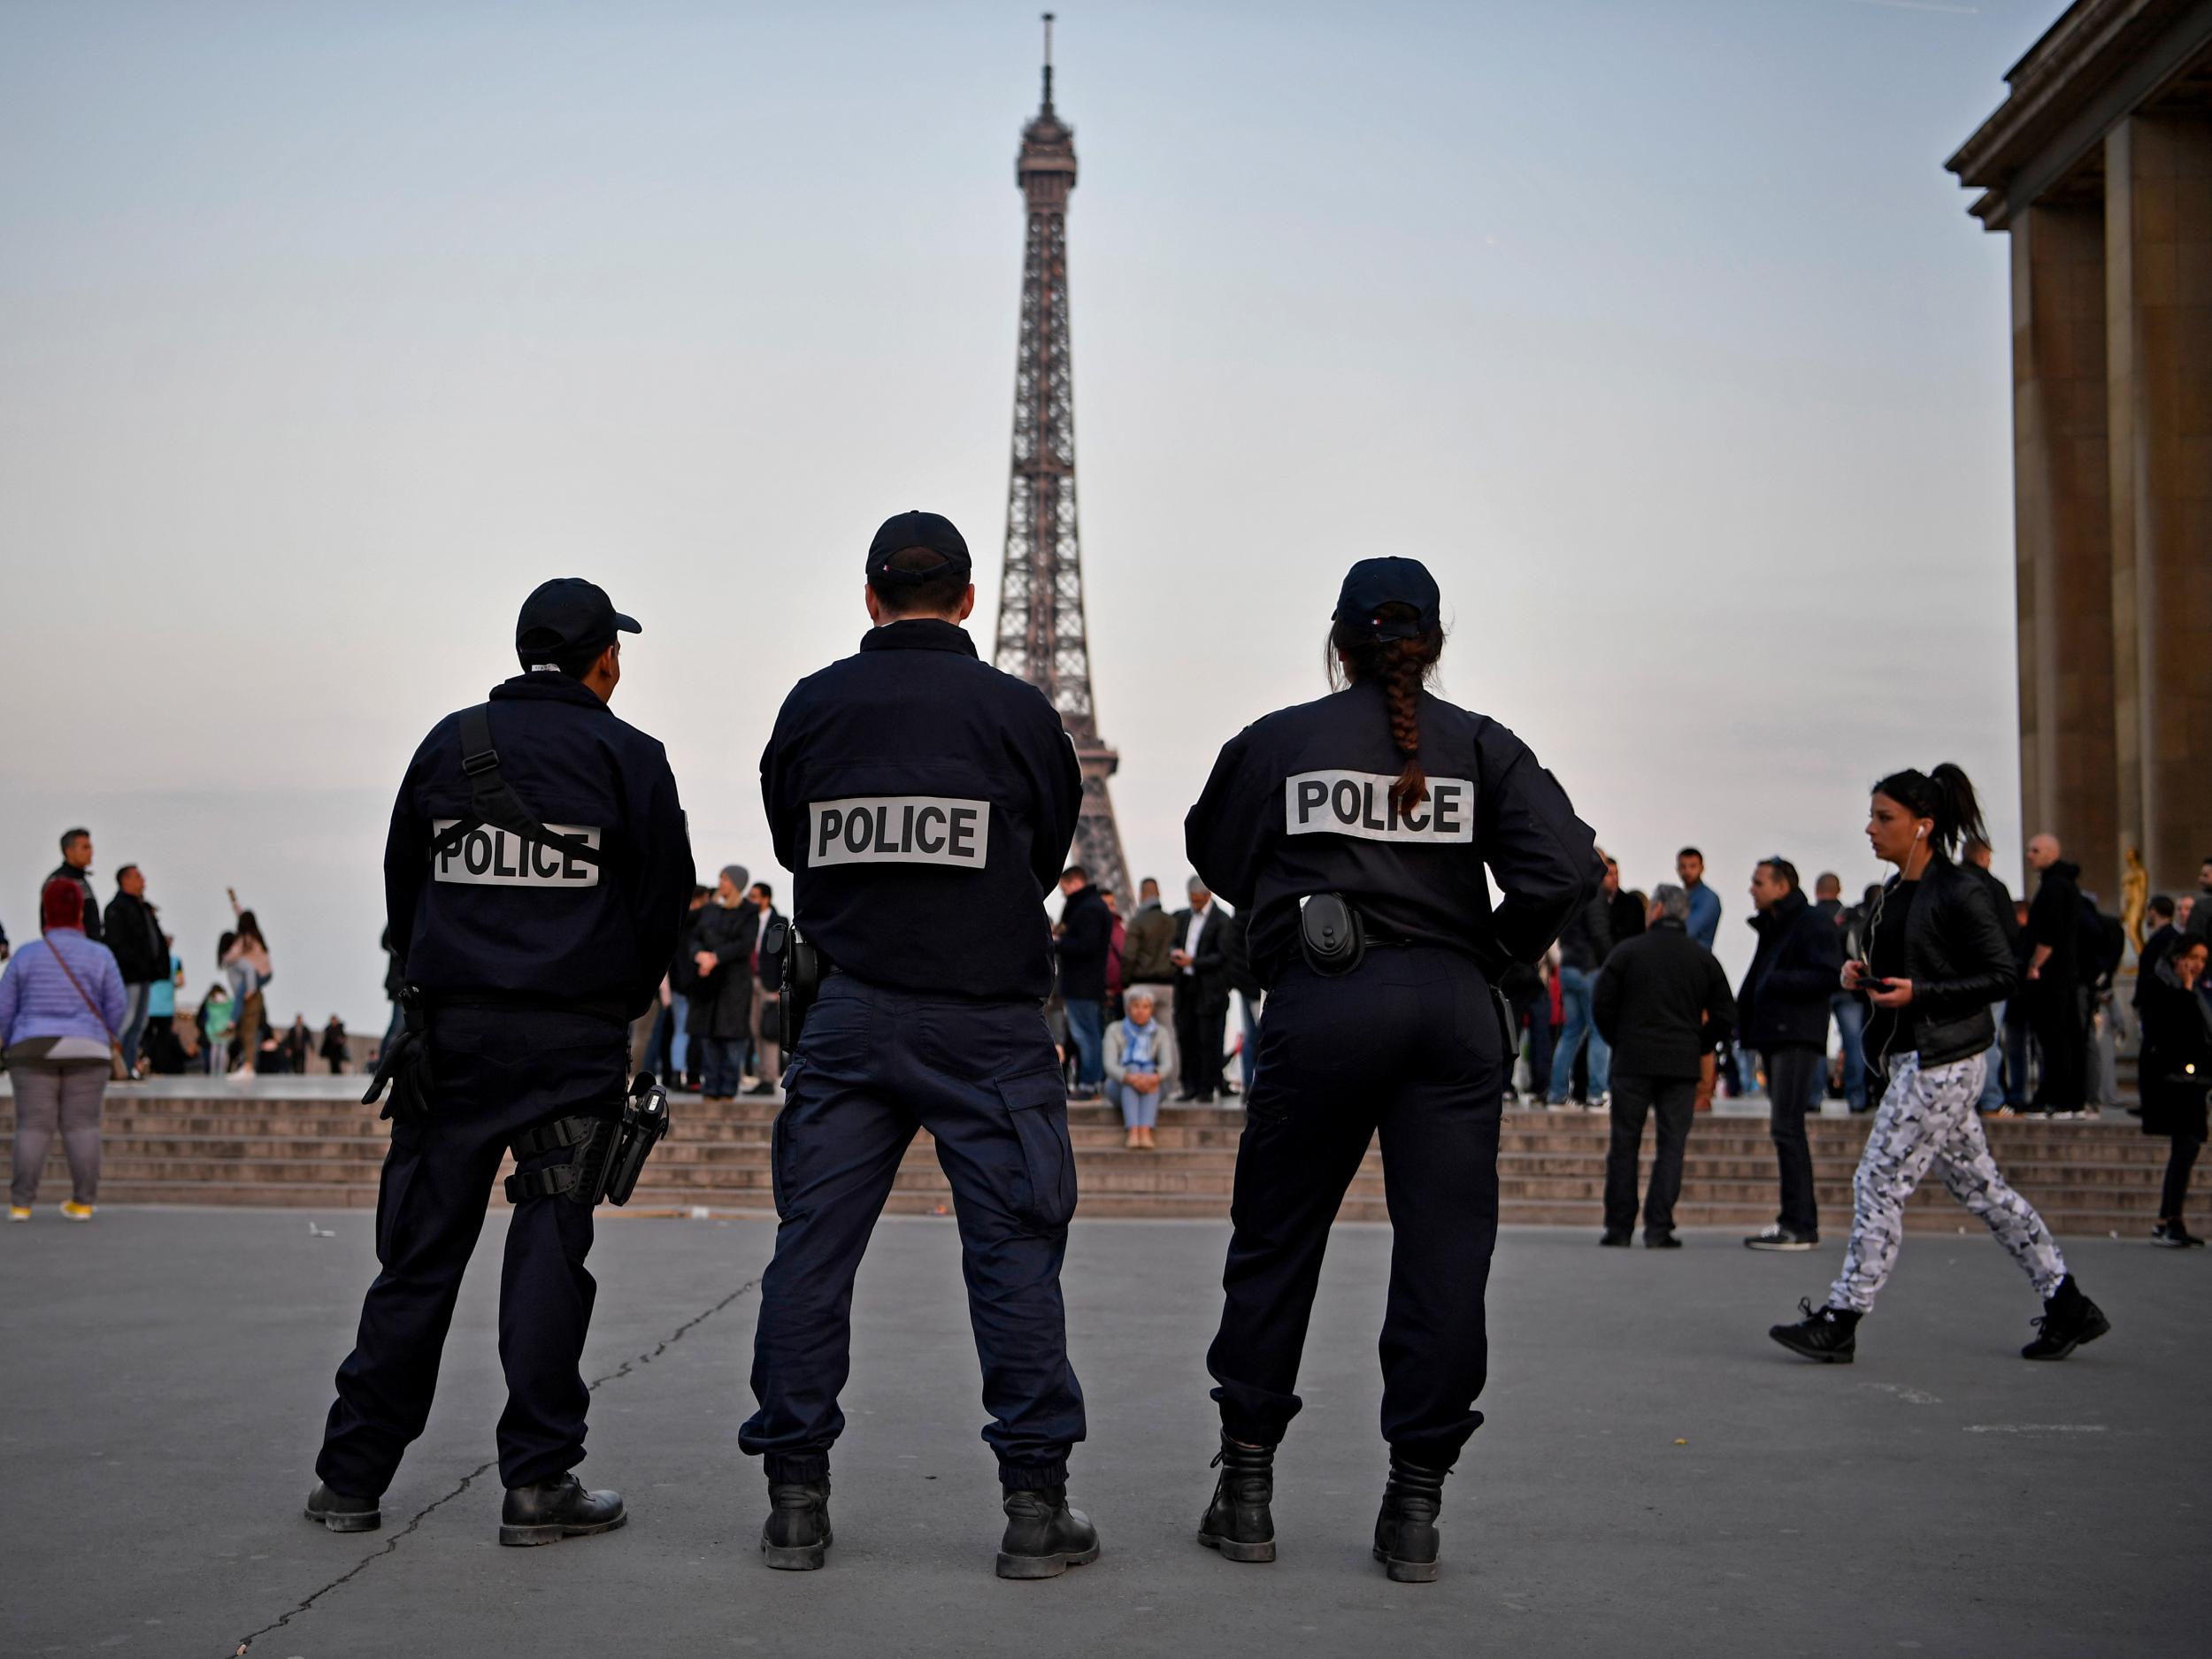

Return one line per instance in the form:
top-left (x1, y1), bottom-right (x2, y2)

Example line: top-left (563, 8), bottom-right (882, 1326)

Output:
top-left (740, 511), bottom-right (1098, 1580)
top-left (1186, 557), bottom-right (1597, 1582)
top-left (305, 579), bottom-right (694, 1545)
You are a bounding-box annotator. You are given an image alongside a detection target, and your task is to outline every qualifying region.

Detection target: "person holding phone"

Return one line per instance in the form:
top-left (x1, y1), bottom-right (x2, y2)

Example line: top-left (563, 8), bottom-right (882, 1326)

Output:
top-left (1769, 764), bottom-right (2110, 1364)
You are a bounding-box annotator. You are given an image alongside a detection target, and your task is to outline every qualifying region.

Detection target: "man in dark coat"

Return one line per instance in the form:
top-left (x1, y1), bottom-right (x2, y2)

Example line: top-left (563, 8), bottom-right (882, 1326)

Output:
top-left (2024, 834), bottom-right (2087, 1114)
top-left (1054, 865), bottom-right (1113, 1100)
top-left (104, 863), bottom-right (167, 1077)
top-left (49, 827), bottom-right (103, 945)
top-left (689, 864), bottom-right (759, 1100)
top-left (1594, 885), bottom-right (1736, 1247)
top-left (1737, 857), bottom-right (1843, 1249)
top-left (2136, 895), bottom-right (2182, 1010)
top-left (1171, 877), bottom-right (1233, 1102)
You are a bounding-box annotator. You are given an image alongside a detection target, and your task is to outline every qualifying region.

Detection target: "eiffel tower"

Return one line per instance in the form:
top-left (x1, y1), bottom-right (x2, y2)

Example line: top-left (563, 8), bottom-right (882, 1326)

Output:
top-left (993, 13), bottom-right (1129, 904)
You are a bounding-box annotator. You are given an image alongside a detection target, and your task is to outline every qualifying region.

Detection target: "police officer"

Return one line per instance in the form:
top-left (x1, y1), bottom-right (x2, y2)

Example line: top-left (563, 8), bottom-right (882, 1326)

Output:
top-left (305, 579), bottom-right (694, 1545)
top-left (1184, 557), bottom-right (1596, 1582)
top-left (741, 511), bottom-right (1099, 1579)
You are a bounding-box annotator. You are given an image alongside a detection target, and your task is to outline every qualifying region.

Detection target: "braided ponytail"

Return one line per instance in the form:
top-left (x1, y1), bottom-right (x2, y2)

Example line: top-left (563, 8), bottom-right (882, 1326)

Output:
top-left (1328, 603), bottom-right (1445, 818)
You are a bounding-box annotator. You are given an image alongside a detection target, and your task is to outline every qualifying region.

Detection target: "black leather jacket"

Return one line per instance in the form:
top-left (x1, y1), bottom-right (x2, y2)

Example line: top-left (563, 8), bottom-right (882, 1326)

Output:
top-left (1864, 855), bottom-right (2016, 1071)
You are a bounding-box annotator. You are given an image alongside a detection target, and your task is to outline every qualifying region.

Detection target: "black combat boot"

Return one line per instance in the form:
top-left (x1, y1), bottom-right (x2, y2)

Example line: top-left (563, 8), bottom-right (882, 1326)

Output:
top-left (760, 1478), bottom-right (833, 1571)
top-left (497, 1472), bottom-right (626, 1547)
top-left (303, 1482), bottom-right (380, 1533)
top-left (1769, 1298), bottom-right (1859, 1363)
top-left (1371, 1454), bottom-right (1448, 1583)
top-left (2021, 1275), bottom-right (2111, 1361)
top-left (1196, 1433), bottom-right (1276, 1563)
top-left (996, 1486), bottom-right (1100, 1580)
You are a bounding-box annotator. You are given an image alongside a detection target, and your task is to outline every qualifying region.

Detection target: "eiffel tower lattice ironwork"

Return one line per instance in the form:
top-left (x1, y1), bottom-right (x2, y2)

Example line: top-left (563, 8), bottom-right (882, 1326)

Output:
top-left (993, 13), bottom-right (1129, 904)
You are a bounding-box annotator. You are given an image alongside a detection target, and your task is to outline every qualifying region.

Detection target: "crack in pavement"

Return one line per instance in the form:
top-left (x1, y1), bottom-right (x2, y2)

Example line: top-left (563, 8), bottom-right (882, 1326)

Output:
top-left (229, 1274), bottom-right (762, 1655)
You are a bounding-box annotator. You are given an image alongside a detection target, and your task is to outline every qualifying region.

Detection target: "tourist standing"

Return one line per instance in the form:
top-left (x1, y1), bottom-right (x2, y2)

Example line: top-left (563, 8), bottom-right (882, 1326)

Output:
top-left (1592, 885), bottom-right (1736, 1248)
top-left (1054, 865), bottom-right (1112, 1101)
top-left (1120, 877), bottom-right (1178, 1037)
top-left (2022, 835), bottom-right (2087, 1115)
top-left (321, 1015), bottom-right (349, 1074)
top-left (747, 881), bottom-right (785, 1096)
top-left (2, 879), bottom-right (126, 1220)
top-left (47, 828), bottom-right (104, 946)
top-left (2136, 896), bottom-right (2183, 1007)
top-left (1171, 879), bottom-right (1231, 1102)
top-left (143, 934), bottom-right (185, 1073)
top-left (2138, 934), bottom-right (2211, 1247)
top-left (1814, 873), bottom-right (1868, 1112)
top-left (198, 980), bottom-right (235, 1073)
top-left (1960, 838), bottom-right (2022, 1113)
top-left (1738, 858), bottom-right (1843, 1250)
top-left (222, 892), bottom-right (273, 1079)
top-left (2186, 858), bottom-right (2212, 943)
top-left (688, 865), bottom-right (758, 1102)
top-left (103, 864), bottom-right (165, 1079)
top-left (1546, 875), bottom-right (1613, 1108)
top-left (1678, 847), bottom-right (1723, 1111)
top-left (1104, 988), bottom-right (1178, 1148)
top-left (1770, 765), bottom-right (2108, 1364)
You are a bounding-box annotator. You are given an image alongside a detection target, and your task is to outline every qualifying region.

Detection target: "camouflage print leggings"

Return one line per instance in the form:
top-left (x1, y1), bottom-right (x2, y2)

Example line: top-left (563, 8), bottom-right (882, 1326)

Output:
top-left (1829, 1050), bottom-right (2068, 1314)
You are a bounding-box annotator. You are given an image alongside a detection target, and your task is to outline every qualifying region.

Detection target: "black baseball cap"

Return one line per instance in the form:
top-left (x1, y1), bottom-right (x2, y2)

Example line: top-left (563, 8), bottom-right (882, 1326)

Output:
top-left (866, 510), bottom-right (972, 587)
top-left (516, 578), bottom-right (640, 663)
top-left (1333, 557), bottom-right (1441, 641)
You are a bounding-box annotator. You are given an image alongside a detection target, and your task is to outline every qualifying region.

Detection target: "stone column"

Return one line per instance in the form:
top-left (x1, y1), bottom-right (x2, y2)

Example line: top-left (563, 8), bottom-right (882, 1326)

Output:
top-left (2011, 201), bottom-right (2116, 892)
top-left (2107, 113), bottom-right (2212, 897)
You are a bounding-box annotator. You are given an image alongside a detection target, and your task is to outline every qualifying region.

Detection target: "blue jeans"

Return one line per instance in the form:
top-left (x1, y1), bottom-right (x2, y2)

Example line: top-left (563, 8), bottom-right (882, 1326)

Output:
top-left (1548, 966), bottom-right (1609, 1102)
top-left (119, 981), bottom-right (151, 1073)
top-left (1117, 1077), bottom-right (1161, 1128)
top-left (701, 1036), bottom-right (745, 1099)
top-left (650, 997), bottom-right (689, 1081)
top-left (1064, 999), bottom-right (1104, 1088)
top-left (1829, 992), bottom-right (1867, 1110)
top-left (1978, 1000), bottom-right (2007, 1110)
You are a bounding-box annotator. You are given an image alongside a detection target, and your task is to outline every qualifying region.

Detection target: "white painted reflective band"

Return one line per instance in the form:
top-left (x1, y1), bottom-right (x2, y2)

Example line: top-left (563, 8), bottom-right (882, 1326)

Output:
top-left (1283, 771), bottom-right (1475, 843)
top-left (431, 820), bottom-right (603, 887)
top-left (808, 796), bottom-right (991, 868)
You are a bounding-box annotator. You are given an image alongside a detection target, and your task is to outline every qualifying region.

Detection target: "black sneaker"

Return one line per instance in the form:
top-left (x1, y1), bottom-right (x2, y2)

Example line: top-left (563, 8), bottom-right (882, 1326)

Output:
top-left (498, 1473), bottom-right (626, 1547)
top-left (1195, 1434), bottom-right (1275, 1563)
top-left (1644, 1229), bottom-right (1681, 1249)
top-left (2022, 1276), bottom-right (2111, 1361)
top-left (760, 1478), bottom-right (832, 1570)
top-left (1744, 1225), bottom-right (1818, 1251)
top-left (997, 1486), bottom-right (1100, 1579)
top-left (303, 1481), bottom-right (380, 1533)
top-left (1371, 1454), bottom-right (1448, 1583)
top-left (1769, 1298), bottom-right (1858, 1363)
top-left (2152, 1220), bottom-right (2206, 1248)
top-left (1598, 1230), bottom-right (1632, 1248)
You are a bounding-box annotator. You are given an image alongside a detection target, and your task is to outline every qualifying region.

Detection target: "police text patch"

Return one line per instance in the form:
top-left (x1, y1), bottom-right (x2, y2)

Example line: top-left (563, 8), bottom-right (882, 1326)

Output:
top-left (432, 821), bottom-right (603, 887)
top-left (1284, 771), bottom-right (1474, 843)
top-left (809, 796), bottom-right (991, 869)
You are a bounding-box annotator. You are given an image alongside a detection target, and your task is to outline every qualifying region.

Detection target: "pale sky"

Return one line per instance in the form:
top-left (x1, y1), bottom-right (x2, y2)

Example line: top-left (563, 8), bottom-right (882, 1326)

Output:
top-left (1, 1), bottom-right (2062, 1023)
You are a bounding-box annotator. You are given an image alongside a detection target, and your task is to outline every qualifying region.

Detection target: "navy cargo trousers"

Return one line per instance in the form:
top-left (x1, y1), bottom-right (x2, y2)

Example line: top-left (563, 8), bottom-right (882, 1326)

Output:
top-left (317, 1006), bottom-right (626, 1495)
top-left (1208, 946), bottom-right (1505, 1471)
top-left (739, 974), bottom-right (1087, 1491)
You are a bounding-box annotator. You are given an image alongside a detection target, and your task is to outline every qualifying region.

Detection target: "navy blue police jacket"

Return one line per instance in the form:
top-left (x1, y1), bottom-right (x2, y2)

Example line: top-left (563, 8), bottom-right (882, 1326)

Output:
top-left (384, 671), bottom-right (695, 1020)
top-left (1186, 680), bottom-right (1600, 984)
top-left (761, 619), bottom-right (1082, 1003)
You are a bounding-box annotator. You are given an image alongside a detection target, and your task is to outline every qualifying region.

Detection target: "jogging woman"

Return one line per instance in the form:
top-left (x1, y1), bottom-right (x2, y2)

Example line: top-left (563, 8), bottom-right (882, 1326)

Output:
top-left (1770, 764), bottom-right (2110, 1363)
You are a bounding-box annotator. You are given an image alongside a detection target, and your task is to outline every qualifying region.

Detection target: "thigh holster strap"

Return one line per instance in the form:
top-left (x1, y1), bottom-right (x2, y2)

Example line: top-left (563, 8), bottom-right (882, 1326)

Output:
top-left (504, 1114), bottom-right (616, 1204)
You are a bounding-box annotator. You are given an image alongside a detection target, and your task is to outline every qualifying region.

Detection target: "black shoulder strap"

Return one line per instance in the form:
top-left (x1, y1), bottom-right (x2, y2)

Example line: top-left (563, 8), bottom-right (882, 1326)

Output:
top-left (426, 703), bottom-right (605, 868)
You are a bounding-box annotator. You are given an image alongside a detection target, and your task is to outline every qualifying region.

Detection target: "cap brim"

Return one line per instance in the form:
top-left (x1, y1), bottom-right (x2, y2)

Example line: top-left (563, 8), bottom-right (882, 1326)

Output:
top-left (614, 612), bottom-right (641, 634)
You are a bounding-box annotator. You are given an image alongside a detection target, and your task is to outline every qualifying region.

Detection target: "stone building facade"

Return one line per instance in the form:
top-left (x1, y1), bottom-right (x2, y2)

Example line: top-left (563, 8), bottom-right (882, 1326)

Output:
top-left (1948, 0), bottom-right (2212, 902)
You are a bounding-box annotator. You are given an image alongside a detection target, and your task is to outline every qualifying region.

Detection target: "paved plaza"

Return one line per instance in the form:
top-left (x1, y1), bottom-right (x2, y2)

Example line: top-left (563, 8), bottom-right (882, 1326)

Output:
top-left (1, 1209), bottom-right (2201, 1658)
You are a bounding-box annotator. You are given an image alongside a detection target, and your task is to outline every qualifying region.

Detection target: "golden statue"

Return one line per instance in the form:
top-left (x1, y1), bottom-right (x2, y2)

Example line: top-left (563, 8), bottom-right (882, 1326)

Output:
top-left (2123, 846), bottom-right (2150, 954)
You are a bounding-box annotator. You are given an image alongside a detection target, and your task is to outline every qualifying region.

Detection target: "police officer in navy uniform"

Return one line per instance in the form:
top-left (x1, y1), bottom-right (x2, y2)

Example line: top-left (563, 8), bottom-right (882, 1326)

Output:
top-left (1185, 557), bottom-right (1596, 1582)
top-left (306, 579), bottom-right (694, 1545)
top-left (740, 511), bottom-right (1099, 1579)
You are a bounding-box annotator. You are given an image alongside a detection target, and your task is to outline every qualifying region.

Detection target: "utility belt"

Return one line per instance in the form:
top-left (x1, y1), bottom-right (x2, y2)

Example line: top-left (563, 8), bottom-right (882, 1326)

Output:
top-left (429, 988), bottom-right (632, 1026)
top-left (764, 918), bottom-right (828, 1050)
top-left (503, 1071), bottom-right (671, 1207)
top-left (1294, 893), bottom-right (1516, 1057)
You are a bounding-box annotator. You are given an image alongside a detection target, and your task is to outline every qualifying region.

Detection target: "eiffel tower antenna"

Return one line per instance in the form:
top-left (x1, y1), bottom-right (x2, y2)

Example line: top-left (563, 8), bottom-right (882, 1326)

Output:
top-left (995, 19), bottom-right (1129, 903)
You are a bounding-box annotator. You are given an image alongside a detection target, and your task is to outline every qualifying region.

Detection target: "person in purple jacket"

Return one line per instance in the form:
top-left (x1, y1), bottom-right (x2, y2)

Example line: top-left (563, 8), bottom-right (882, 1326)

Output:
top-left (2, 878), bottom-right (127, 1220)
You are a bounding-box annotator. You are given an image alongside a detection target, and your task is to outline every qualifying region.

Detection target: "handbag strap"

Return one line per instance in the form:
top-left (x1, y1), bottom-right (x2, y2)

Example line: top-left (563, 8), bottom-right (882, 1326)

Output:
top-left (48, 937), bottom-right (119, 1042)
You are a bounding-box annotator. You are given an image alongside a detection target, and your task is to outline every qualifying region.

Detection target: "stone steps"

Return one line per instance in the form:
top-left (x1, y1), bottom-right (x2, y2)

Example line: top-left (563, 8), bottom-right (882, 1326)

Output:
top-left (5, 1098), bottom-right (2189, 1235)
